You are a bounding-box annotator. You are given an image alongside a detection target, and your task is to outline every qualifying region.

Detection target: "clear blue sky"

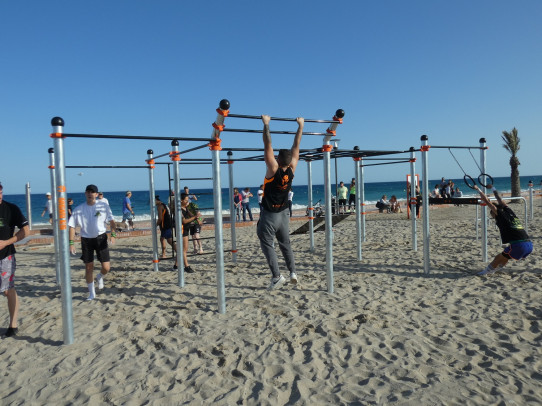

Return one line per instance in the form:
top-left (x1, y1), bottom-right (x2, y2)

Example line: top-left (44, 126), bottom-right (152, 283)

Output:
top-left (1, 0), bottom-right (541, 194)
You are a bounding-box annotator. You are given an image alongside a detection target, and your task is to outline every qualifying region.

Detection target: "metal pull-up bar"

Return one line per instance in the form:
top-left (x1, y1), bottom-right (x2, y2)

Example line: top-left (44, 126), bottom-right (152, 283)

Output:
top-left (226, 113), bottom-right (342, 124)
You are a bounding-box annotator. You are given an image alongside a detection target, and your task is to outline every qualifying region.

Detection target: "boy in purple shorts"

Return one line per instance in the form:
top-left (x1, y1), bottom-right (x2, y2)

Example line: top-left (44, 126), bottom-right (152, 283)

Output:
top-left (0, 182), bottom-right (30, 337)
top-left (474, 184), bottom-right (533, 276)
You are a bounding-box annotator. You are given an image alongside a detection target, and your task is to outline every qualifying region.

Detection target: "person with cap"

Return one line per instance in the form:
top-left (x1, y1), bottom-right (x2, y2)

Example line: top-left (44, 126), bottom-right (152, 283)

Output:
top-left (68, 184), bottom-right (116, 300)
top-left (122, 191), bottom-right (135, 230)
top-left (41, 192), bottom-right (53, 225)
top-left (0, 182), bottom-right (30, 337)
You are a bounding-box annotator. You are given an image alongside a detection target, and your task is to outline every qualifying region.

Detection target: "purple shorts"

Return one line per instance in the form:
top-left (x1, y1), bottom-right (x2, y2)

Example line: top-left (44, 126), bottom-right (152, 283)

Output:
top-left (502, 241), bottom-right (533, 260)
top-left (0, 255), bottom-right (16, 292)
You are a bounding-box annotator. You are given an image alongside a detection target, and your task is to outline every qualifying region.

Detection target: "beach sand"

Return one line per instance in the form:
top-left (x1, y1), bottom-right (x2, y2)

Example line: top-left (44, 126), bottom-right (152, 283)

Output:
top-left (2, 201), bottom-right (541, 405)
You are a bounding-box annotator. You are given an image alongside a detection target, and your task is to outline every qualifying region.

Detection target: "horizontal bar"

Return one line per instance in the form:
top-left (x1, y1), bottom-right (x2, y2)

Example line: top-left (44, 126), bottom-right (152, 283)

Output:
top-left (179, 177), bottom-right (213, 181)
top-left (222, 128), bottom-right (328, 136)
top-left (227, 113), bottom-right (340, 124)
top-left (429, 146), bottom-right (484, 150)
top-left (361, 160), bottom-right (412, 168)
top-left (63, 133), bottom-right (213, 142)
top-left (66, 165), bottom-right (149, 169)
top-left (152, 151), bottom-right (179, 160)
top-left (180, 143), bottom-right (210, 155)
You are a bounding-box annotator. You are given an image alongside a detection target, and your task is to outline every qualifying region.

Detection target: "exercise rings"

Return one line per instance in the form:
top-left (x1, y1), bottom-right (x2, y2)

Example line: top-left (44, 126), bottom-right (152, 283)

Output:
top-left (477, 173), bottom-right (494, 188)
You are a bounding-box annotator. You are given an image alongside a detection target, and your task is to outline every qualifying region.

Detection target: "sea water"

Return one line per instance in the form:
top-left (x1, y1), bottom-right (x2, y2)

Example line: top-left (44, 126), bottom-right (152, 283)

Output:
top-left (3, 176), bottom-right (540, 226)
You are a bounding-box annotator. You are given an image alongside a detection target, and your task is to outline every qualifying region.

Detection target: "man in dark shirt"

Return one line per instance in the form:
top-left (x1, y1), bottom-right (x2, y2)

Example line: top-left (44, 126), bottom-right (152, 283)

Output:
top-left (0, 182), bottom-right (30, 337)
top-left (474, 184), bottom-right (532, 276)
top-left (257, 115), bottom-right (304, 290)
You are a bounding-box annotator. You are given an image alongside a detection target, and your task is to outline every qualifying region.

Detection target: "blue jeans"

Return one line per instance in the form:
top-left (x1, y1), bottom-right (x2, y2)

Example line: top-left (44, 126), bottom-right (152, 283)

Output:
top-left (242, 202), bottom-right (253, 221)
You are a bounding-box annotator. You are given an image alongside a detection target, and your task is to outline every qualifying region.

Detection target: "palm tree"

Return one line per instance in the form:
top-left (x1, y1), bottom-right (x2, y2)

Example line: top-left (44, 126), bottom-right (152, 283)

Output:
top-left (501, 127), bottom-right (521, 198)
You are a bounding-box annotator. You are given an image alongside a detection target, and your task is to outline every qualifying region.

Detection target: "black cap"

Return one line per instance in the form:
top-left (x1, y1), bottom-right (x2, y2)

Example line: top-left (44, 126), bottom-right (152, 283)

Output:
top-left (86, 184), bottom-right (98, 193)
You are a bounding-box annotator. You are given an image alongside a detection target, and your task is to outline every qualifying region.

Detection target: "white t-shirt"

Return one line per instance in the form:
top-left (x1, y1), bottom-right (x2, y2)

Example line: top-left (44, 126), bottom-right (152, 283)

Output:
top-left (68, 200), bottom-right (114, 238)
top-left (257, 189), bottom-right (264, 204)
top-left (45, 199), bottom-right (53, 214)
top-left (242, 191), bottom-right (251, 203)
top-left (98, 197), bottom-right (110, 206)
top-left (288, 190), bottom-right (294, 201)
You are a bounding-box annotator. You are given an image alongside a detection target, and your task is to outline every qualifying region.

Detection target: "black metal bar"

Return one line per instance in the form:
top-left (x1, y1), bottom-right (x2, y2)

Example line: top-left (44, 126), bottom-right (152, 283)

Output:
top-left (63, 133), bottom-right (213, 142)
top-left (221, 128), bottom-right (328, 136)
top-left (361, 160), bottom-right (412, 168)
top-left (66, 165), bottom-right (149, 169)
top-left (180, 143), bottom-right (210, 155)
top-left (152, 151), bottom-right (179, 160)
top-left (179, 177), bottom-right (213, 181)
top-left (227, 113), bottom-right (340, 124)
top-left (429, 146), bottom-right (485, 150)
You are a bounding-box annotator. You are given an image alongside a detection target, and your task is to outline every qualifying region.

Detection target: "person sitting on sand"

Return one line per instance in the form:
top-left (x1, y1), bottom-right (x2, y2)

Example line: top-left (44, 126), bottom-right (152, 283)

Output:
top-left (474, 184), bottom-right (533, 276)
top-left (377, 195), bottom-right (391, 213)
top-left (389, 195), bottom-right (402, 213)
top-left (431, 185), bottom-right (441, 198)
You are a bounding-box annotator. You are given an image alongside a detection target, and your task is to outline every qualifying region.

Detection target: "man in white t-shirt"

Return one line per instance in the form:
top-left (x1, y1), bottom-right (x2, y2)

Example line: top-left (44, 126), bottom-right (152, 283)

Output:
top-left (287, 189), bottom-right (294, 217)
top-left (68, 184), bottom-right (116, 301)
top-left (257, 185), bottom-right (264, 213)
top-left (241, 188), bottom-right (253, 221)
top-left (40, 192), bottom-right (53, 224)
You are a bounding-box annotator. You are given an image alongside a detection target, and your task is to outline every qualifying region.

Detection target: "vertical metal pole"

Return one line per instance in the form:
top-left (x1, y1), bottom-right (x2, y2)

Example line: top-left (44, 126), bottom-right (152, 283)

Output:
top-left (171, 141), bottom-right (184, 287)
top-left (211, 147), bottom-right (226, 313)
top-left (147, 150), bottom-right (159, 272)
top-left (323, 142), bottom-right (334, 293)
top-left (48, 149), bottom-right (61, 285)
top-left (409, 148), bottom-right (417, 252)
top-left (475, 203), bottom-right (480, 240)
top-left (307, 160), bottom-right (315, 253)
top-left (480, 138), bottom-right (488, 263)
top-left (421, 135), bottom-right (430, 275)
top-left (51, 117), bottom-right (73, 345)
top-left (25, 182), bottom-right (32, 230)
top-left (227, 151), bottom-right (237, 263)
top-left (353, 147), bottom-right (362, 261)
top-left (360, 157), bottom-right (366, 241)
top-left (334, 149), bottom-right (339, 214)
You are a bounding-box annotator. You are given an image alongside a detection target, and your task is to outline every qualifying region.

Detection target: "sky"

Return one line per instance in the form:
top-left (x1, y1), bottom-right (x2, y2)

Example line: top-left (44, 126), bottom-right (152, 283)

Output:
top-left (1, 0), bottom-right (541, 194)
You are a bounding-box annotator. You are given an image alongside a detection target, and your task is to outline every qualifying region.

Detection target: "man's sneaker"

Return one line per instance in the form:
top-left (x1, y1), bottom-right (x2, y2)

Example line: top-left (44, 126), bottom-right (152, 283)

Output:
top-left (267, 275), bottom-right (286, 291)
top-left (477, 268), bottom-right (495, 276)
top-left (97, 275), bottom-right (104, 290)
top-left (173, 265), bottom-right (178, 271)
top-left (185, 266), bottom-right (195, 274)
top-left (4, 327), bottom-right (18, 337)
top-left (289, 272), bottom-right (298, 284)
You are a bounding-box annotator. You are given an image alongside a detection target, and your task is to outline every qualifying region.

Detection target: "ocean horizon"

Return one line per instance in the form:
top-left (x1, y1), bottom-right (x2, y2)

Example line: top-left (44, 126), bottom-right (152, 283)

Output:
top-left (3, 175), bottom-right (541, 227)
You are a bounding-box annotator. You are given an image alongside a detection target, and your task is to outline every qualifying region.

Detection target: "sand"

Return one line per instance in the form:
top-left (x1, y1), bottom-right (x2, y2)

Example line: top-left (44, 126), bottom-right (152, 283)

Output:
top-left (1, 201), bottom-right (541, 405)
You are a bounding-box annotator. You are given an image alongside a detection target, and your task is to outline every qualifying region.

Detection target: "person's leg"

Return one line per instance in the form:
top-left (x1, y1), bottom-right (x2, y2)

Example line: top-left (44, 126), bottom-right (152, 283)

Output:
top-left (167, 237), bottom-right (177, 267)
top-left (275, 210), bottom-right (296, 276)
top-left (6, 289), bottom-right (19, 329)
top-left (256, 211), bottom-right (281, 279)
top-left (478, 253), bottom-right (509, 276)
top-left (248, 203), bottom-right (253, 221)
top-left (183, 236), bottom-right (190, 267)
top-left (160, 236), bottom-right (167, 257)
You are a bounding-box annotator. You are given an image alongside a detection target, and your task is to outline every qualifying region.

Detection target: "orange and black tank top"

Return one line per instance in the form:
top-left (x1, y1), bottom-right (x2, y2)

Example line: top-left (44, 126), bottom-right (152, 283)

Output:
top-left (262, 167), bottom-right (294, 212)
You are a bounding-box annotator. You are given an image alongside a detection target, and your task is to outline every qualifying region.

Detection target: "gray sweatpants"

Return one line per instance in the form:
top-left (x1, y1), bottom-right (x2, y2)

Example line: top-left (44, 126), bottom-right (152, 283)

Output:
top-left (256, 209), bottom-right (296, 279)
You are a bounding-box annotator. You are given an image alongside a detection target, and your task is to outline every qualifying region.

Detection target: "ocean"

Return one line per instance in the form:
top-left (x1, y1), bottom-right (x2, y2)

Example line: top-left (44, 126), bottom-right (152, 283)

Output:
top-left (3, 175), bottom-right (540, 227)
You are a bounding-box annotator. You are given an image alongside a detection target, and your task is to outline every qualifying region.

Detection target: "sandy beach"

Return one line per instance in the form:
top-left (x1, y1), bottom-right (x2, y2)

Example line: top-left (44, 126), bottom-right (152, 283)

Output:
top-left (2, 201), bottom-right (541, 405)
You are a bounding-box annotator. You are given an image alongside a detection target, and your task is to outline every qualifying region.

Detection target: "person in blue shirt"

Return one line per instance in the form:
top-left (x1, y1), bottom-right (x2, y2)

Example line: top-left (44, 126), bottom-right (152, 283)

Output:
top-left (122, 191), bottom-right (135, 230)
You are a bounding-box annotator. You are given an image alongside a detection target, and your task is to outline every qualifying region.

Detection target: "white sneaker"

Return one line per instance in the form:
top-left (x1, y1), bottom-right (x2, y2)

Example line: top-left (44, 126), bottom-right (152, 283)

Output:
top-left (267, 275), bottom-right (286, 291)
top-left (477, 268), bottom-right (495, 276)
top-left (87, 291), bottom-right (96, 301)
top-left (289, 272), bottom-right (298, 284)
top-left (97, 275), bottom-right (104, 290)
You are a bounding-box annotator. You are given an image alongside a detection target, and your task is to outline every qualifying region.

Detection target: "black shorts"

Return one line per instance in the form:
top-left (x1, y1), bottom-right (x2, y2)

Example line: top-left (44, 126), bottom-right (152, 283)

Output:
top-left (81, 233), bottom-right (110, 264)
top-left (339, 199), bottom-right (347, 206)
top-left (190, 224), bottom-right (201, 235)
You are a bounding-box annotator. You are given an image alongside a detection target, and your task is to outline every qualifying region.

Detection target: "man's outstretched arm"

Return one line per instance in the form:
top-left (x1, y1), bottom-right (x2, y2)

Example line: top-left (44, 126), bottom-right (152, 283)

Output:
top-left (289, 117), bottom-right (304, 172)
top-left (262, 115), bottom-right (278, 178)
top-left (474, 185), bottom-right (498, 215)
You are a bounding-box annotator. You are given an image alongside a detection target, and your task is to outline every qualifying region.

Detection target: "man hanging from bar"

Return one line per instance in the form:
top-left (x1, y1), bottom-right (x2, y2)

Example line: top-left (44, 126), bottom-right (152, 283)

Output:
top-left (257, 115), bottom-right (304, 290)
top-left (474, 184), bottom-right (533, 276)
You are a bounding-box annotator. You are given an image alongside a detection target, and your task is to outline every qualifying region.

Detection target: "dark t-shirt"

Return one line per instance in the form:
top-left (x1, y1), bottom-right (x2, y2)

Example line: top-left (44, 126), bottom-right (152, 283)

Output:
top-left (0, 200), bottom-right (29, 260)
top-left (496, 206), bottom-right (529, 244)
top-left (262, 167), bottom-right (294, 213)
top-left (157, 202), bottom-right (173, 230)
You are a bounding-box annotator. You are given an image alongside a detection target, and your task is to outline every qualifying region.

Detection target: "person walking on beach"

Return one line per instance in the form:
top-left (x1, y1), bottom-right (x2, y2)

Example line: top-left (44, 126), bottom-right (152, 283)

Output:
top-left (0, 182), bottom-right (29, 337)
top-left (337, 181), bottom-right (348, 214)
top-left (68, 184), bottom-right (117, 300)
top-left (233, 188), bottom-right (242, 222)
top-left (155, 196), bottom-right (177, 268)
top-left (180, 193), bottom-right (197, 273)
top-left (241, 188), bottom-right (254, 221)
top-left (287, 189), bottom-right (294, 217)
top-left (122, 191), bottom-right (135, 230)
top-left (258, 185), bottom-right (264, 213)
top-left (474, 184), bottom-right (533, 276)
top-left (41, 192), bottom-right (53, 225)
top-left (257, 115), bottom-right (303, 290)
top-left (348, 178), bottom-right (356, 213)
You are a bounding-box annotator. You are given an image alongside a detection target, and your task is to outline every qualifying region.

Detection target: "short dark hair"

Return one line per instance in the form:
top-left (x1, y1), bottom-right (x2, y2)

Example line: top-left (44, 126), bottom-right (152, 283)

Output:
top-left (277, 149), bottom-right (292, 166)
